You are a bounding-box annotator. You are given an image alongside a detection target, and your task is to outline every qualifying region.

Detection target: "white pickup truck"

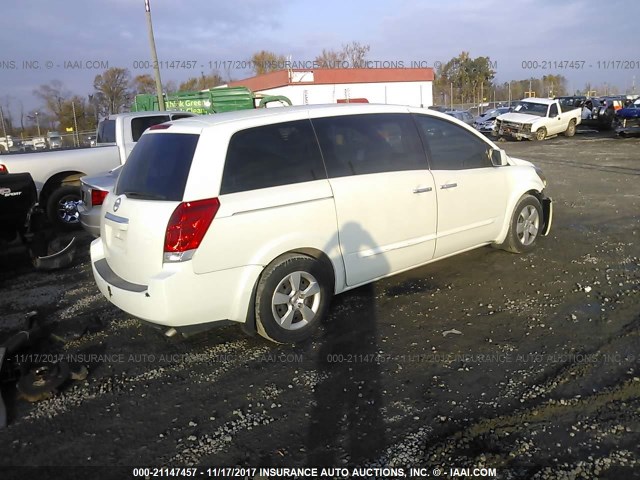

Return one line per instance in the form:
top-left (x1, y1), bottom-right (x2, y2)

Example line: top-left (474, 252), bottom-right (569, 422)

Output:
top-left (496, 97), bottom-right (582, 141)
top-left (0, 111), bottom-right (194, 229)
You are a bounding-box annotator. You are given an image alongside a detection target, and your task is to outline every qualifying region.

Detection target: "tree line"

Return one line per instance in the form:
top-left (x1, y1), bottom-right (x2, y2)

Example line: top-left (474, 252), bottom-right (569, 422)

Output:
top-left (0, 44), bottom-right (621, 138)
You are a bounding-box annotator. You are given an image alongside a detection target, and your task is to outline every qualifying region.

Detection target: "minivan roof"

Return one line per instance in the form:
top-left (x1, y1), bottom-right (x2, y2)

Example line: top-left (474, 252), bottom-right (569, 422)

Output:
top-left (166, 103), bottom-right (419, 130)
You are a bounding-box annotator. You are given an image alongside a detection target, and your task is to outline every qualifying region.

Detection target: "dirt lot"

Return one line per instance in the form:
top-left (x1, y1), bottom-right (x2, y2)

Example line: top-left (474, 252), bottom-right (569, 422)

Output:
top-left (0, 130), bottom-right (639, 479)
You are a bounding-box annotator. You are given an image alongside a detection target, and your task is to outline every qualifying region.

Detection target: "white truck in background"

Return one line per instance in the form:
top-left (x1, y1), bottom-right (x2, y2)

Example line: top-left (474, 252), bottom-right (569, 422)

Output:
top-left (47, 131), bottom-right (63, 149)
top-left (0, 111), bottom-right (195, 229)
top-left (496, 97), bottom-right (582, 141)
top-left (0, 136), bottom-right (13, 152)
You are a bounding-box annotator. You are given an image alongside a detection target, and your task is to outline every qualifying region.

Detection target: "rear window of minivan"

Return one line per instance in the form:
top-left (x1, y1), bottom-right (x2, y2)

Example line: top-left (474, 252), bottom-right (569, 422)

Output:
top-left (115, 133), bottom-right (199, 201)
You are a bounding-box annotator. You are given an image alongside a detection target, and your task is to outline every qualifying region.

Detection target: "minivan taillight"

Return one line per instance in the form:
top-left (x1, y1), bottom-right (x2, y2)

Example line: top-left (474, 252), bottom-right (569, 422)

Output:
top-left (91, 189), bottom-right (109, 206)
top-left (164, 198), bottom-right (220, 262)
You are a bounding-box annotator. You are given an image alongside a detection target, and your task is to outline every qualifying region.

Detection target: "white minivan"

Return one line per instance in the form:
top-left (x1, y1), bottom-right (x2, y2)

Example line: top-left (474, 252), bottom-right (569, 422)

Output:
top-left (90, 104), bottom-right (552, 343)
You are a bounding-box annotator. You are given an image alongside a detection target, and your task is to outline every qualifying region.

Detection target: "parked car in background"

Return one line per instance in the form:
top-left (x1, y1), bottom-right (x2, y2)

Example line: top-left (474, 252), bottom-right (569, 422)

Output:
top-left (0, 136), bottom-right (13, 153)
top-left (32, 137), bottom-right (47, 150)
top-left (496, 97), bottom-right (582, 141)
top-left (90, 104), bottom-right (552, 344)
top-left (8, 139), bottom-right (34, 153)
top-left (582, 97), bottom-right (625, 130)
top-left (47, 131), bottom-right (63, 149)
top-left (555, 96), bottom-right (586, 109)
top-left (615, 101), bottom-right (640, 137)
top-left (78, 167), bottom-right (119, 237)
top-left (445, 110), bottom-right (475, 125)
top-left (474, 106), bottom-right (513, 134)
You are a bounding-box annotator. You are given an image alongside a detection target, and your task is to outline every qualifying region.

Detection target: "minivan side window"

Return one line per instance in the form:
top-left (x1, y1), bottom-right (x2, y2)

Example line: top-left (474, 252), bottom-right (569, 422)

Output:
top-left (131, 115), bottom-right (170, 142)
top-left (220, 120), bottom-right (326, 195)
top-left (413, 115), bottom-right (492, 170)
top-left (312, 113), bottom-right (427, 177)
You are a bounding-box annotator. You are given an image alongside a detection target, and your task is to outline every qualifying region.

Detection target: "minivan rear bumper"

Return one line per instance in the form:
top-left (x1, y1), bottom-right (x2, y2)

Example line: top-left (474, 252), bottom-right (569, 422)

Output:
top-left (90, 238), bottom-right (262, 327)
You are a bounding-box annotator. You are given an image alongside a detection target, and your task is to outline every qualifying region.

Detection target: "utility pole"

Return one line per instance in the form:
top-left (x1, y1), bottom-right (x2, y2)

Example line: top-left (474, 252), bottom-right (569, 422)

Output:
top-left (0, 107), bottom-right (7, 141)
top-left (35, 112), bottom-right (41, 137)
top-left (72, 101), bottom-right (80, 147)
top-left (450, 82), bottom-right (453, 110)
top-left (145, 0), bottom-right (165, 111)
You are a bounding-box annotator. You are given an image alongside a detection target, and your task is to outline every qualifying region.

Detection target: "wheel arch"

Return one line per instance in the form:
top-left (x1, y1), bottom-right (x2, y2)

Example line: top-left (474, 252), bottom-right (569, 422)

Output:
top-left (495, 187), bottom-right (548, 245)
top-left (40, 171), bottom-right (86, 204)
top-left (241, 246), bottom-right (340, 336)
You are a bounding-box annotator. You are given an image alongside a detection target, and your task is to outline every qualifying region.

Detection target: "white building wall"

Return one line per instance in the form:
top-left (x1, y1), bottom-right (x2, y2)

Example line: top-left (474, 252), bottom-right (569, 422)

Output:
top-left (259, 81), bottom-right (433, 108)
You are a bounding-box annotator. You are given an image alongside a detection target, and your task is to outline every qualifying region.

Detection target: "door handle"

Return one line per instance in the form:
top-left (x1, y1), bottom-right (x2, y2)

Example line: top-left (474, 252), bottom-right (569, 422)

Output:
top-left (413, 186), bottom-right (433, 194)
top-left (440, 183), bottom-right (458, 189)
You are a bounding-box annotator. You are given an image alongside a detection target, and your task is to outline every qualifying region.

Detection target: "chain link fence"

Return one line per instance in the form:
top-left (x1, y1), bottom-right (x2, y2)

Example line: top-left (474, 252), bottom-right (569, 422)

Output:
top-left (430, 100), bottom-right (519, 116)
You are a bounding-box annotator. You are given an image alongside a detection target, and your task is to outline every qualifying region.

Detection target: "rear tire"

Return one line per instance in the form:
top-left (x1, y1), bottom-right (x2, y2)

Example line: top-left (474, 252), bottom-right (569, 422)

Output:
top-left (46, 185), bottom-right (82, 231)
top-left (564, 119), bottom-right (576, 137)
top-left (255, 254), bottom-right (332, 344)
top-left (500, 194), bottom-right (543, 254)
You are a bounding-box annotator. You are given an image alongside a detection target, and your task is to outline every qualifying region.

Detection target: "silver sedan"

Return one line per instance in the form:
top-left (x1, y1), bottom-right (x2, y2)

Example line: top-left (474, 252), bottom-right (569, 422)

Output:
top-left (78, 166), bottom-right (120, 237)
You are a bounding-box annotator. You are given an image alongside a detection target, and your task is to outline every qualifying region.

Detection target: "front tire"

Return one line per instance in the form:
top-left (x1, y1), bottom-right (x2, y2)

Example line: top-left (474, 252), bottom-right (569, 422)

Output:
top-left (534, 127), bottom-right (547, 141)
top-left (255, 254), bottom-right (333, 343)
top-left (46, 185), bottom-right (82, 231)
top-left (501, 194), bottom-right (543, 254)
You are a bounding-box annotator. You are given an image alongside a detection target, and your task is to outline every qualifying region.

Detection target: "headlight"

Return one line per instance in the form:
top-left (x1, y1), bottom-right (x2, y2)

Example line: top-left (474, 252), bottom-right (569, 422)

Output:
top-left (534, 166), bottom-right (547, 187)
top-left (523, 124), bottom-right (532, 133)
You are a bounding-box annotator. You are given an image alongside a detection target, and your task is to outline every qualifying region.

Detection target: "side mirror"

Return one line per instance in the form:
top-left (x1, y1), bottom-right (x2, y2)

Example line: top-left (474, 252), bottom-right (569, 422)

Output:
top-left (489, 148), bottom-right (507, 166)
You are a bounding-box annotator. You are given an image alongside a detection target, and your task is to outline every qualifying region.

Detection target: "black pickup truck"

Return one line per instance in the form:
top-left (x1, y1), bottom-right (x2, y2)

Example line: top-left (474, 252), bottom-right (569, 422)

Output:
top-left (0, 171), bottom-right (75, 268)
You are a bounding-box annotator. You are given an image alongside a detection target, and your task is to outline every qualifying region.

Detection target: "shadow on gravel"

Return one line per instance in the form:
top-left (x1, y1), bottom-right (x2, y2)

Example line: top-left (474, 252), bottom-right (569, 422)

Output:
top-left (306, 223), bottom-right (388, 465)
top-left (306, 284), bottom-right (387, 465)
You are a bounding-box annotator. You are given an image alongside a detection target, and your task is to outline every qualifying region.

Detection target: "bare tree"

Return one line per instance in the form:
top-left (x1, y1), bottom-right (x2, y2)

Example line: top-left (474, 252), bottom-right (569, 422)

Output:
top-left (93, 67), bottom-right (133, 115)
top-left (314, 48), bottom-right (346, 68)
top-left (179, 71), bottom-right (224, 91)
top-left (131, 74), bottom-right (157, 95)
top-left (342, 41), bottom-right (370, 68)
top-left (33, 80), bottom-right (70, 121)
top-left (250, 50), bottom-right (286, 75)
top-left (163, 80), bottom-right (178, 95)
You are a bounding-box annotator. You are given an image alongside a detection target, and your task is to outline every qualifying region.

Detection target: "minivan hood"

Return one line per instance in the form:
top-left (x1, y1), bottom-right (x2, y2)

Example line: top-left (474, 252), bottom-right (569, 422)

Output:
top-left (507, 156), bottom-right (534, 167)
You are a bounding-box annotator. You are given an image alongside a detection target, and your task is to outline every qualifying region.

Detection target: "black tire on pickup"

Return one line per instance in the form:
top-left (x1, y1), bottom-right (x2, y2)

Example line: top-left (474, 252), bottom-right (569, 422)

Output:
top-left (605, 115), bottom-right (615, 131)
top-left (564, 119), bottom-right (576, 137)
top-left (46, 185), bottom-right (82, 231)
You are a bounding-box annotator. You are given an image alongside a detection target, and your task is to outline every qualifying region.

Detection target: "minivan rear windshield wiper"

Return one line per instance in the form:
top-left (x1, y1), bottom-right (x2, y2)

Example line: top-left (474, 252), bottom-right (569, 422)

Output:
top-left (122, 191), bottom-right (167, 200)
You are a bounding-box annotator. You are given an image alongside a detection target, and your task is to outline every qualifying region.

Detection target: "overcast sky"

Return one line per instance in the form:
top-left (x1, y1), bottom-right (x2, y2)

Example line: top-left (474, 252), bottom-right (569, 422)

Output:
top-left (1, 0), bottom-right (639, 118)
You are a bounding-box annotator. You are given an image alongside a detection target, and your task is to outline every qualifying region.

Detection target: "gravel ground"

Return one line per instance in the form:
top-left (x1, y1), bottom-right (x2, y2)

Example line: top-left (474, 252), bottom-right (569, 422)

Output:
top-left (0, 130), bottom-right (639, 479)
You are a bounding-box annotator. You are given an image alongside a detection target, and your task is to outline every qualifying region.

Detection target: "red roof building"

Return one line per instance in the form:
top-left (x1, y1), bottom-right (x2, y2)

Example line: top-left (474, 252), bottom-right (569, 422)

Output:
top-left (228, 68), bottom-right (434, 107)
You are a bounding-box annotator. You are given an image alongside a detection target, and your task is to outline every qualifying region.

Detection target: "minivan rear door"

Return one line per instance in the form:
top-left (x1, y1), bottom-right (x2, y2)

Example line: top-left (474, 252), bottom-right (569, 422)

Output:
top-left (100, 129), bottom-right (200, 286)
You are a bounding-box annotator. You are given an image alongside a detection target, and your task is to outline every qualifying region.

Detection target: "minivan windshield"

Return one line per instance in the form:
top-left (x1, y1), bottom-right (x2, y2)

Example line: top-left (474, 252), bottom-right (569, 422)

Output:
top-left (115, 133), bottom-right (199, 201)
